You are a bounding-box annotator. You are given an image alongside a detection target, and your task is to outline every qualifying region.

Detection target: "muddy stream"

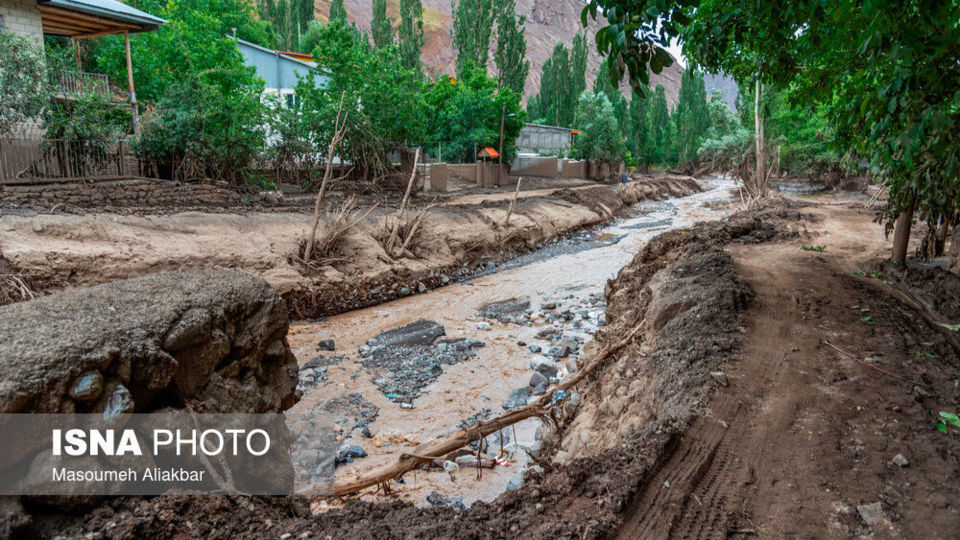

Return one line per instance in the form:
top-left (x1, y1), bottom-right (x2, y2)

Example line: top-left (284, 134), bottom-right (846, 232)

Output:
top-left (285, 177), bottom-right (737, 511)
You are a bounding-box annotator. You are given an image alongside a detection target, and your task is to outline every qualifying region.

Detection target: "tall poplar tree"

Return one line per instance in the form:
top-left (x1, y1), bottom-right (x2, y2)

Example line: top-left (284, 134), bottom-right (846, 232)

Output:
top-left (493, 0), bottom-right (529, 94)
top-left (328, 0), bottom-right (346, 22)
top-left (371, 0), bottom-right (393, 49)
top-left (451, 0), bottom-right (495, 76)
top-left (397, 0), bottom-right (424, 74)
top-left (649, 84), bottom-right (672, 164)
top-left (674, 67), bottom-right (710, 165)
top-left (628, 85), bottom-right (651, 166)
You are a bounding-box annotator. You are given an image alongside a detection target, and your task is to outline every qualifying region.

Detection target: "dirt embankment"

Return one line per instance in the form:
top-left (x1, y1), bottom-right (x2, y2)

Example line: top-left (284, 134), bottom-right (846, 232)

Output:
top-left (24, 202), bottom-right (796, 539)
top-left (0, 178), bottom-right (700, 319)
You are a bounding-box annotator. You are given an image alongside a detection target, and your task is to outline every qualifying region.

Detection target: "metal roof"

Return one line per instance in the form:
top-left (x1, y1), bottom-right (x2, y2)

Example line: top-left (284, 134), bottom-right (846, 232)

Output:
top-left (37, 0), bottom-right (166, 31)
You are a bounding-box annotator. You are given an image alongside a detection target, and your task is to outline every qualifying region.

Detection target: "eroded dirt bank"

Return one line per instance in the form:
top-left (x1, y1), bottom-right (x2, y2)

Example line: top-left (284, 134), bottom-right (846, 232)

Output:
top-left (22, 193), bottom-right (960, 539)
top-left (0, 178), bottom-right (700, 319)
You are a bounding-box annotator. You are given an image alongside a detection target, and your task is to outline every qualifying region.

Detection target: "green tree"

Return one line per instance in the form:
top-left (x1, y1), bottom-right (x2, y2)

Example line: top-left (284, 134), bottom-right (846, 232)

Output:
top-left (537, 43), bottom-right (572, 126)
top-left (571, 91), bottom-right (624, 167)
top-left (0, 33), bottom-right (49, 137)
top-left (493, 0), bottom-right (529, 94)
top-left (593, 58), bottom-right (628, 136)
top-left (451, 0), bottom-right (495, 77)
top-left (328, 0), bottom-right (347, 22)
top-left (648, 84), bottom-right (672, 165)
top-left (627, 85), bottom-right (650, 167)
top-left (397, 0), bottom-right (424, 74)
top-left (585, 0), bottom-right (960, 264)
top-left (298, 18), bottom-right (426, 179)
top-left (422, 63), bottom-right (526, 163)
top-left (570, 33), bottom-right (588, 120)
top-left (91, 0), bottom-right (268, 182)
top-left (674, 67), bottom-right (710, 166)
top-left (371, 0), bottom-right (393, 49)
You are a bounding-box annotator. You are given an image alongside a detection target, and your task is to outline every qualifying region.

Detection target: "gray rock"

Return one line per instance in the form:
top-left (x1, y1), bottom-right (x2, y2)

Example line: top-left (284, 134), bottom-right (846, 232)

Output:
top-left (857, 502), bottom-right (884, 526)
top-left (530, 356), bottom-right (559, 379)
top-left (546, 345), bottom-right (570, 359)
top-left (478, 298), bottom-right (530, 320)
top-left (529, 371), bottom-right (548, 388)
top-left (69, 371), bottom-right (104, 402)
top-left (528, 344), bottom-right (542, 353)
top-left (427, 491), bottom-right (466, 510)
top-left (564, 359), bottom-right (579, 374)
top-left (98, 382), bottom-right (134, 421)
top-left (417, 282), bottom-right (427, 293)
top-left (557, 337), bottom-right (580, 352)
top-left (369, 319), bottom-right (445, 348)
top-left (477, 322), bottom-right (492, 330)
top-left (502, 387), bottom-right (530, 409)
top-left (317, 339), bottom-right (336, 351)
top-left (891, 453), bottom-right (909, 467)
top-left (335, 444), bottom-right (367, 465)
top-left (506, 476), bottom-right (523, 490)
top-left (540, 302), bottom-right (557, 310)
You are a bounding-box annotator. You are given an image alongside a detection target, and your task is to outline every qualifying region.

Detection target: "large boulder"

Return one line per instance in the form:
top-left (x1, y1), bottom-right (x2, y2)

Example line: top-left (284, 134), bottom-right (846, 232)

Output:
top-left (0, 270), bottom-right (299, 415)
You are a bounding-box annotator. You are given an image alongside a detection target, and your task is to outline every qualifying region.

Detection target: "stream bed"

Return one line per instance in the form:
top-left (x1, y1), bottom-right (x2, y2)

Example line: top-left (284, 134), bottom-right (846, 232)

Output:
top-left (285, 177), bottom-right (737, 510)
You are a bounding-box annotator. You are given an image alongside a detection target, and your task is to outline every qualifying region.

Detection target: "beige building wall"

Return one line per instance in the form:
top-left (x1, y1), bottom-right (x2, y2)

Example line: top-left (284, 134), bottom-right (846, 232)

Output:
top-left (0, 0), bottom-right (44, 41)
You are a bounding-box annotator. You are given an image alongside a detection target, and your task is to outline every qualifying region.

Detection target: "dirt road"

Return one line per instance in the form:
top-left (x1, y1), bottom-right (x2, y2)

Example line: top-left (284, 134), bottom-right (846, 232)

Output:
top-left (617, 201), bottom-right (960, 538)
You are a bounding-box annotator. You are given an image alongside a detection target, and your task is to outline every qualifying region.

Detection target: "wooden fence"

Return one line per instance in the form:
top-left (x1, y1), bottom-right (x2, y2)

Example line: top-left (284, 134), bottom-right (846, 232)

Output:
top-left (0, 138), bottom-right (139, 186)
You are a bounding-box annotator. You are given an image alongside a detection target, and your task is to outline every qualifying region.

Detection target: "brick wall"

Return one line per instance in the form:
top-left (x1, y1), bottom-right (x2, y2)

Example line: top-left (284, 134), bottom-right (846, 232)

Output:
top-left (0, 0), bottom-right (44, 42)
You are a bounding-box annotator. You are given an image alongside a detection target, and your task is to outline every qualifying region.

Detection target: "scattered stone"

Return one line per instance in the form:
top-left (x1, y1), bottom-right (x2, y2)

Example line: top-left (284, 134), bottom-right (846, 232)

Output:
top-left (506, 476), bottom-right (523, 490)
top-left (502, 387), bottom-right (530, 409)
top-left (477, 322), bottom-right (492, 331)
top-left (316, 339), bottom-right (336, 351)
top-left (426, 491), bottom-right (466, 510)
top-left (564, 359), bottom-right (579, 374)
top-left (335, 445), bottom-right (367, 465)
top-left (528, 344), bottom-right (542, 353)
top-left (517, 341), bottom-right (527, 347)
top-left (891, 453), bottom-right (909, 467)
top-left (98, 383), bottom-right (134, 421)
top-left (400, 287), bottom-right (411, 296)
top-left (529, 371), bottom-right (548, 388)
top-left (417, 282), bottom-right (427, 294)
top-left (477, 298), bottom-right (531, 323)
top-left (857, 502), bottom-right (884, 526)
top-left (457, 408), bottom-right (493, 430)
top-left (361, 426), bottom-right (373, 439)
top-left (69, 371), bottom-right (104, 402)
top-left (541, 302), bottom-right (556, 310)
top-left (469, 340), bottom-right (486, 348)
top-left (530, 356), bottom-right (559, 379)
top-left (546, 345), bottom-right (570, 359)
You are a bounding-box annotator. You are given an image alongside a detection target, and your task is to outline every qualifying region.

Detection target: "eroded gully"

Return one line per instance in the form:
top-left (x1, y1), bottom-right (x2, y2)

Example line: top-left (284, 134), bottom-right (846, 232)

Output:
top-left (285, 177), bottom-right (738, 511)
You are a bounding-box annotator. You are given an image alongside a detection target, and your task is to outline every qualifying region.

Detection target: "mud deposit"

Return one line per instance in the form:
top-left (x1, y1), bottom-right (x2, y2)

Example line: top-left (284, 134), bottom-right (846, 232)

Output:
top-left (20, 190), bottom-right (960, 539)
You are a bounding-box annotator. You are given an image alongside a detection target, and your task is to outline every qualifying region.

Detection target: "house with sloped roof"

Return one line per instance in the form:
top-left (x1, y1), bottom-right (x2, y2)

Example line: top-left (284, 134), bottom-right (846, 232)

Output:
top-left (232, 36), bottom-right (329, 108)
top-left (0, 0), bottom-right (164, 131)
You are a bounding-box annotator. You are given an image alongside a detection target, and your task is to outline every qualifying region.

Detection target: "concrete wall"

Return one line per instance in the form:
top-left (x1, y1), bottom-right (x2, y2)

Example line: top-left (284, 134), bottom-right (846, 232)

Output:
top-left (0, 0), bottom-right (44, 41)
top-left (561, 159), bottom-right (587, 179)
top-left (512, 155), bottom-right (558, 178)
top-left (516, 123), bottom-right (573, 156)
top-left (428, 163), bottom-right (447, 192)
top-left (448, 164), bottom-right (477, 182)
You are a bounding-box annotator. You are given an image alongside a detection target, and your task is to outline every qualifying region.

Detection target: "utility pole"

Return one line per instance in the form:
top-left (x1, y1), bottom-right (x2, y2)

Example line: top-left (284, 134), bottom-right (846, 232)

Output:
top-left (498, 103), bottom-right (506, 185)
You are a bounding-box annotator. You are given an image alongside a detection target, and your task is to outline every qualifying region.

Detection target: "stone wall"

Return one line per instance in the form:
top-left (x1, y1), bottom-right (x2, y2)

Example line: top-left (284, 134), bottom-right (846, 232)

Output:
top-left (0, 270), bottom-right (299, 415)
top-left (0, 0), bottom-right (43, 41)
top-left (0, 179), bottom-right (241, 208)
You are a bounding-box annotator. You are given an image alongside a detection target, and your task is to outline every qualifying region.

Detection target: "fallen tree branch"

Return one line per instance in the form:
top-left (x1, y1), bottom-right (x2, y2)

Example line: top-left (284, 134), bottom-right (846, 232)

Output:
top-left (303, 322), bottom-right (645, 498)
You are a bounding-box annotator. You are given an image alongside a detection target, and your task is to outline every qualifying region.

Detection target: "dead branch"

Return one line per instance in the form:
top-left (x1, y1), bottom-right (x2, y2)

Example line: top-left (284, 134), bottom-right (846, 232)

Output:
top-left (822, 340), bottom-right (919, 385)
top-left (384, 148), bottom-right (421, 255)
top-left (305, 92), bottom-right (348, 261)
top-left (503, 176), bottom-right (523, 227)
top-left (303, 322), bottom-right (645, 498)
top-left (396, 198), bottom-right (438, 256)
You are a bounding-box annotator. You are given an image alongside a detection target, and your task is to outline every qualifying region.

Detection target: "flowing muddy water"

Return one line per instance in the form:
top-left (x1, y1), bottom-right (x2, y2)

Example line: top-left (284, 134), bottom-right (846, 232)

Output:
top-left (286, 177), bottom-right (737, 510)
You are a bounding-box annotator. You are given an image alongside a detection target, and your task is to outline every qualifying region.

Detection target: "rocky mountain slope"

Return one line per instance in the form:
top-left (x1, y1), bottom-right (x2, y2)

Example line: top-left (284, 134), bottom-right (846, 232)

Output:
top-left (315, 0), bottom-right (683, 110)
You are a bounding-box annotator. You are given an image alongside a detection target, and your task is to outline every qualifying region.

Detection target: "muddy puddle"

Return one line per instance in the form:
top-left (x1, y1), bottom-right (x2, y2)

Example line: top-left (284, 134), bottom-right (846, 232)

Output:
top-left (285, 177), bottom-right (738, 511)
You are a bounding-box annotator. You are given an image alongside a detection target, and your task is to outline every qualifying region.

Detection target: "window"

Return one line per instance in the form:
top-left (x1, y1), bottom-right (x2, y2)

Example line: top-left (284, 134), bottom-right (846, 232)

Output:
top-left (284, 92), bottom-right (296, 108)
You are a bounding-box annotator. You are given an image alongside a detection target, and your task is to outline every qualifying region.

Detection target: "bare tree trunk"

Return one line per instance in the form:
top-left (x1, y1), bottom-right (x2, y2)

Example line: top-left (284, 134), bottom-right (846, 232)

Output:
top-left (892, 196), bottom-right (915, 266)
top-left (504, 176), bottom-right (523, 226)
top-left (754, 78), bottom-right (766, 197)
top-left (304, 93), bottom-right (347, 262)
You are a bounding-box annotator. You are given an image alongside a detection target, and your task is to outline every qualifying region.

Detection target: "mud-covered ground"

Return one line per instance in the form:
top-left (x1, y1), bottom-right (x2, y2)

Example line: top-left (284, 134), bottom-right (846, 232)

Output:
top-left (21, 187), bottom-right (959, 539)
top-left (0, 175), bottom-right (700, 319)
